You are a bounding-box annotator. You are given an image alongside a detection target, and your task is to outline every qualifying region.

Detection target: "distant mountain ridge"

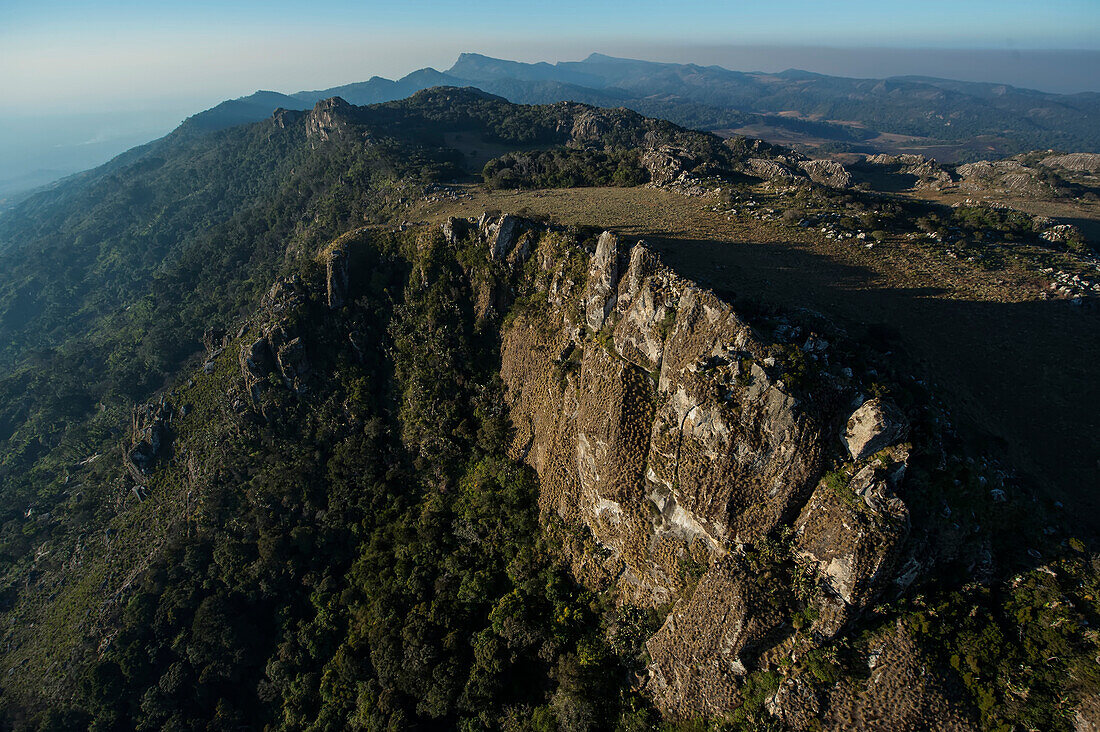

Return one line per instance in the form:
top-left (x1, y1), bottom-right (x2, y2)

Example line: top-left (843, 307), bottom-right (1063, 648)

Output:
top-left (182, 52), bottom-right (1100, 158)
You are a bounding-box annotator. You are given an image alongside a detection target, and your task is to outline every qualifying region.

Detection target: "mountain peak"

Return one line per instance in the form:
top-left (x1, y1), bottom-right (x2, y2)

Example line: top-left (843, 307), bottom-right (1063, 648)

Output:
top-left (582, 52), bottom-right (622, 62)
top-left (314, 95), bottom-right (351, 110)
top-left (405, 85), bottom-right (505, 104)
top-left (447, 52), bottom-right (600, 86)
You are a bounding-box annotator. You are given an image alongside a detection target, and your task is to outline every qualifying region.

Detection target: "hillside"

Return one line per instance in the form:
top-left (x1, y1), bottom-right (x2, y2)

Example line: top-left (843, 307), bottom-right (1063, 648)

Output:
top-left (0, 90), bottom-right (1098, 730)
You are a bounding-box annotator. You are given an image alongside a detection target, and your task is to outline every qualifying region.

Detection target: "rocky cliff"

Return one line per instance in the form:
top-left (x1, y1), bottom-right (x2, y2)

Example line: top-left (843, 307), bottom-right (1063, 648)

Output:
top-left (477, 215), bottom-right (918, 718)
top-left (87, 213), bottom-right (1096, 728)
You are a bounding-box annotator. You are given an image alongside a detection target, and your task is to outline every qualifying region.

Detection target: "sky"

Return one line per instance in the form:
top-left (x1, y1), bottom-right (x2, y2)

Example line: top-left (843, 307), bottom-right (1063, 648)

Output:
top-left (2, 0), bottom-right (1099, 113)
top-left (1, 0), bottom-right (1098, 193)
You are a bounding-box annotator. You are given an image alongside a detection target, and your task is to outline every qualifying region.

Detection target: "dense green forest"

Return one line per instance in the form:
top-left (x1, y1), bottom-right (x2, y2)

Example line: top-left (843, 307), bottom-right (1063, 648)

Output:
top-left (482, 149), bottom-right (649, 189)
top-left (0, 88), bottom-right (581, 591)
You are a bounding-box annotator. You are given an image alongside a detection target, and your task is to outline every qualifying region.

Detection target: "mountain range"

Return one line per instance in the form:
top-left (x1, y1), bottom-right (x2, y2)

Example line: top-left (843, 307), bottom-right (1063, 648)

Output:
top-left (185, 52), bottom-right (1100, 160)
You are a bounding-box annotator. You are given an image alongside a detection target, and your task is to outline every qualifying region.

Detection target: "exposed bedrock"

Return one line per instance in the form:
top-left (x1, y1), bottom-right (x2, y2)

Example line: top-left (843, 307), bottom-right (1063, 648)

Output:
top-left (502, 231), bottom-right (831, 606)
top-left (496, 223), bottom-right (915, 717)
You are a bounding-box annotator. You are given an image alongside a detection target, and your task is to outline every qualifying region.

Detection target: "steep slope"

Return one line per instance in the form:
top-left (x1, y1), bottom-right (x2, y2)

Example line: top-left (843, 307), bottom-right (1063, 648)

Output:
top-left (4, 213), bottom-right (1096, 730)
top-left (0, 224), bottom-right (655, 729)
top-left (0, 90), bottom-right (807, 666)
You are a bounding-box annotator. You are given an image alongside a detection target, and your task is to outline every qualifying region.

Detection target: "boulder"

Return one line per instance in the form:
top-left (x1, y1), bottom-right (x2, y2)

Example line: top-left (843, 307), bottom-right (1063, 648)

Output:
top-left (794, 456), bottom-right (910, 619)
top-left (843, 398), bottom-right (908, 460)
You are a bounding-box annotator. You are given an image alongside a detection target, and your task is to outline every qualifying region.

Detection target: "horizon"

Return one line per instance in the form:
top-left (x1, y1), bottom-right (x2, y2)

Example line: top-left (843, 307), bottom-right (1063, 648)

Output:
top-left (3, 45), bottom-right (1100, 197)
top-left (3, 0), bottom-right (1099, 113)
top-left (4, 45), bottom-right (1100, 118)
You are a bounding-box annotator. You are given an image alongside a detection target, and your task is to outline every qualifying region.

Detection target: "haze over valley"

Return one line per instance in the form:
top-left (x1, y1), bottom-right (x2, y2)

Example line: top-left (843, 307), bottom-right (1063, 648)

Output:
top-left (4, 45), bottom-right (1100, 202)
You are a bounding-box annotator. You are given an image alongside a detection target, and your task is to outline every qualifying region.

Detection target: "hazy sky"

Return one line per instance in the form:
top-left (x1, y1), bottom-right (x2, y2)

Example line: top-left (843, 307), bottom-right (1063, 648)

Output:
top-left (2, 0), bottom-right (1099, 114)
top-left (1, 0), bottom-right (1098, 193)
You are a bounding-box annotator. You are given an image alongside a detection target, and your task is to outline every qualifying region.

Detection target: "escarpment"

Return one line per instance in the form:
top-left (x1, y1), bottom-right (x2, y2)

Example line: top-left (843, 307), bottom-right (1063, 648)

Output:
top-left (502, 230), bottom-right (825, 600)
top-left (484, 216), bottom-right (918, 717)
top-left (209, 214), bottom-right (926, 721)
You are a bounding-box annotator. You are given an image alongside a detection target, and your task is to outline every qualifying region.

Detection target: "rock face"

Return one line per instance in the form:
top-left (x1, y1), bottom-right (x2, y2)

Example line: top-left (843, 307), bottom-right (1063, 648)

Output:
top-left (745, 157), bottom-right (851, 188)
top-left (1076, 693), bottom-right (1100, 732)
top-left (237, 274), bottom-right (317, 401)
top-left (442, 216), bottom-right (472, 246)
top-left (305, 97), bottom-right (353, 142)
top-left (583, 231), bottom-right (620, 330)
top-left (239, 336), bottom-right (273, 401)
top-left (1040, 152), bottom-right (1100, 173)
top-left (786, 621), bottom-right (977, 730)
top-left (323, 240), bottom-right (352, 309)
top-left (863, 153), bottom-right (954, 189)
top-left (865, 153), bottom-right (927, 166)
top-left (641, 146), bottom-right (697, 185)
top-left (798, 159), bottom-right (852, 188)
top-left (646, 557), bottom-right (784, 718)
top-left (501, 233), bottom-right (826, 604)
top-left (484, 214), bottom-right (522, 260)
top-left (569, 109), bottom-right (610, 144)
top-left (271, 107), bottom-right (303, 129)
top-left (794, 452), bottom-right (910, 629)
top-left (956, 159), bottom-right (1054, 196)
top-left (123, 400), bottom-right (173, 480)
top-left (319, 227), bottom-right (369, 310)
top-left (496, 226), bottom-right (917, 718)
top-left (264, 323), bottom-right (310, 392)
top-left (843, 398), bottom-right (908, 460)
top-left (747, 158), bottom-right (798, 181)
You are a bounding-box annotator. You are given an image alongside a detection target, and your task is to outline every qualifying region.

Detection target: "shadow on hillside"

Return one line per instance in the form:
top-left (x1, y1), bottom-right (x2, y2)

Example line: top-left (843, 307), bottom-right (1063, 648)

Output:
top-left (1051, 214), bottom-right (1100, 246)
top-left (847, 167), bottom-right (919, 194)
top-left (648, 234), bottom-right (1100, 534)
